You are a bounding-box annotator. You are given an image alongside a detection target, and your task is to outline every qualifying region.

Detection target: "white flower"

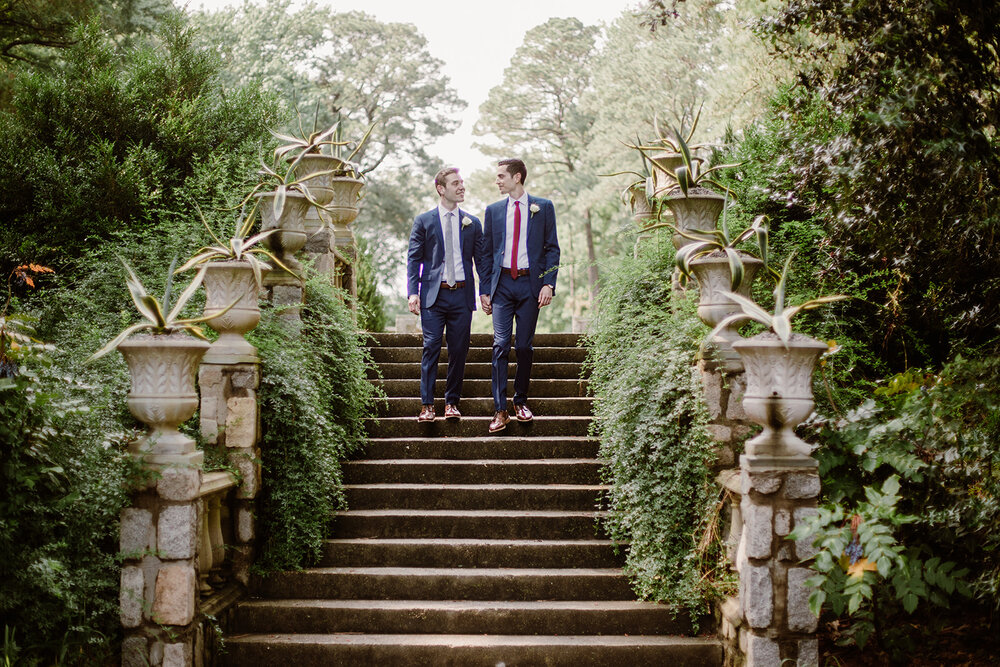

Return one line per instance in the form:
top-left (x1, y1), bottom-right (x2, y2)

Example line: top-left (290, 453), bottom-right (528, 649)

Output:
top-left (461, 216), bottom-right (472, 227)
top-left (529, 203), bottom-right (540, 216)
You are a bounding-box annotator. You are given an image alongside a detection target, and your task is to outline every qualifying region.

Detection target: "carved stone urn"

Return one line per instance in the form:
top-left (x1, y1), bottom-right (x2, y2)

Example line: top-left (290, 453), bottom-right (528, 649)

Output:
top-left (690, 252), bottom-right (763, 372)
top-left (294, 154), bottom-right (342, 207)
top-left (202, 260), bottom-right (269, 364)
top-left (664, 188), bottom-right (726, 250)
top-left (650, 152), bottom-right (684, 197)
top-left (325, 176), bottom-right (364, 227)
top-left (256, 191), bottom-right (310, 275)
top-left (731, 332), bottom-right (828, 464)
top-left (628, 183), bottom-right (656, 226)
top-left (117, 334), bottom-right (211, 466)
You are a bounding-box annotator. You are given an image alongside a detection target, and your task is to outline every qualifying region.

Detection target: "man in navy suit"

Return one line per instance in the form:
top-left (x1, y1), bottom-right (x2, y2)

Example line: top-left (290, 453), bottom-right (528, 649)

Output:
top-left (407, 167), bottom-right (490, 422)
top-left (482, 158), bottom-right (560, 433)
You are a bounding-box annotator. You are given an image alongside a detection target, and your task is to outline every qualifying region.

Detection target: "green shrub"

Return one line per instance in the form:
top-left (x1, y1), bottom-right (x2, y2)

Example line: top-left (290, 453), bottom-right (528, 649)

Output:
top-left (792, 356), bottom-right (1000, 653)
top-left (585, 239), bottom-right (728, 617)
top-left (0, 318), bottom-right (136, 664)
top-left (252, 274), bottom-right (382, 571)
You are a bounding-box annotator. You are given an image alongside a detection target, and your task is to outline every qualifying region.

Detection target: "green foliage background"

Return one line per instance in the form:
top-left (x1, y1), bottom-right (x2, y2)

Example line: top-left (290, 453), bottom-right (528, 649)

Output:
top-left (585, 238), bottom-right (729, 616)
top-left (252, 275), bottom-right (381, 571)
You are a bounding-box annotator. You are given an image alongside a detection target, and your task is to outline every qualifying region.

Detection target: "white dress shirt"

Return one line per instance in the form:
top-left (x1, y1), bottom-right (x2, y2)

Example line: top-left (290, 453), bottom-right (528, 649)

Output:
top-left (503, 194), bottom-right (530, 270)
top-left (437, 204), bottom-right (466, 282)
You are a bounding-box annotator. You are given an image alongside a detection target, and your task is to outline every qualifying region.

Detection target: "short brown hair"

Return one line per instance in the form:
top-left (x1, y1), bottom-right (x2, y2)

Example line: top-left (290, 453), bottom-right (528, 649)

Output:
top-left (434, 167), bottom-right (460, 190)
top-left (498, 158), bottom-right (527, 186)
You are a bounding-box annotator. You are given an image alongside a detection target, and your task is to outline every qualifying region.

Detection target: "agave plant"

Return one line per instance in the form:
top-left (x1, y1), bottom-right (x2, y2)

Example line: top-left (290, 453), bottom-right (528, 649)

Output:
top-left (90, 257), bottom-right (234, 360)
top-left (271, 105), bottom-right (376, 181)
top-left (673, 213), bottom-right (779, 291)
top-left (175, 202), bottom-right (295, 286)
top-left (709, 253), bottom-right (849, 346)
top-left (602, 141), bottom-right (658, 211)
top-left (644, 128), bottom-right (741, 197)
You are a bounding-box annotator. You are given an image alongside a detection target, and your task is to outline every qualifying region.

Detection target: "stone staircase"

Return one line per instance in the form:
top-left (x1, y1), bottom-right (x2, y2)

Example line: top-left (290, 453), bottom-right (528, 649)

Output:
top-left (223, 332), bottom-right (722, 665)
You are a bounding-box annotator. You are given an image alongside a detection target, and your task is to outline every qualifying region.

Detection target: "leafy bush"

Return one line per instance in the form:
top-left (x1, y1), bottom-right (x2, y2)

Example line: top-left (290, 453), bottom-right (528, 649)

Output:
top-left (0, 19), bottom-right (280, 274)
top-left (792, 357), bottom-right (1000, 652)
top-left (585, 239), bottom-right (728, 616)
top-left (0, 312), bottom-right (136, 664)
top-left (252, 274), bottom-right (382, 570)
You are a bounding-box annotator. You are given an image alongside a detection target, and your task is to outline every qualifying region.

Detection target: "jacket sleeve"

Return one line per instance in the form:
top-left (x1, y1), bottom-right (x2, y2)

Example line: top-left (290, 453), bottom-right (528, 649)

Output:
top-left (406, 215), bottom-right (424, 298)
top-left (542, 201), bottom-right (560, 291)
top-left (474, 217), bottom-right (491, 295)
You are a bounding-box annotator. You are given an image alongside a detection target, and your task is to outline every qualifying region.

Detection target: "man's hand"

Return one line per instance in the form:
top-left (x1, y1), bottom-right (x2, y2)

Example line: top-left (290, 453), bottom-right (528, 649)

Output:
top-left (480, 294), bottom-right (492, 315)
top-left (408, 294), bottom-right (420, 315)
top-left (538, 285), bottom-right (554, 308)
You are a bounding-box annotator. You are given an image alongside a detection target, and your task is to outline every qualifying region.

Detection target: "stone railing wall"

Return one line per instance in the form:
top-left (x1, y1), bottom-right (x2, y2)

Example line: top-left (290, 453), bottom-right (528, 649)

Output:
top-left (699, 358), bottom-right (821, 667)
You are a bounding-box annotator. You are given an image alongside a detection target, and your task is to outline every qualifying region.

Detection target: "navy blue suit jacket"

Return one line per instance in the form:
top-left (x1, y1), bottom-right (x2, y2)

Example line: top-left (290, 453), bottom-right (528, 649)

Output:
top-left (483, 195), bottom-right (560, 300)
top-left (406, 208), bottom-right (489, 311)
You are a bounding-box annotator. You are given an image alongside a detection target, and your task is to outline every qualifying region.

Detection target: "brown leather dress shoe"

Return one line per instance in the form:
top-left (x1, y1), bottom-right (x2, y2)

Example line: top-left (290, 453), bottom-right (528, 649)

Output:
top-left (488, 410), bottom-right (510, 433)
top-left (513, 403), bottom-right (533, 422)
top-left (417, 405), bottom-right (435, 422)
top-left (444, 404), bottom-right (461, 420)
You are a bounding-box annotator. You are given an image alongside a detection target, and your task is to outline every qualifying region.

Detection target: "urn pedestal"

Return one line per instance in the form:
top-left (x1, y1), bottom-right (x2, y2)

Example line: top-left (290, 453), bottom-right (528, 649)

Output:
top-left (691, 253), bottom-right (763, 372)
top-left (732, 333), bottom-right (828, 466)
top-left (256, 191), bottom-right (310, 277)
top-left (665, 188), bottom-right (726, 250)
top-left (118, 334), bottom-right (211, 466)
top-left (202, 261), bottom-right (268, 364)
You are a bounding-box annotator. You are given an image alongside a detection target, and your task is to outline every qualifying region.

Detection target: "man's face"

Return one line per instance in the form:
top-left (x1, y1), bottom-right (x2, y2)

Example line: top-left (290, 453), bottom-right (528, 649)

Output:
top-left (496, 166), bottom-right (519, 195)
top-left (438, 172), bottom-right (465, 204)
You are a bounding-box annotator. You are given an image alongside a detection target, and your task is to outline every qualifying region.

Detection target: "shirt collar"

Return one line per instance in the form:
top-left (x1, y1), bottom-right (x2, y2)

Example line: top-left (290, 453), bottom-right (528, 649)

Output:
top-left (438, 204), bottom-right (460, 221)
top-left (507, 193), bottom-right (529, 210)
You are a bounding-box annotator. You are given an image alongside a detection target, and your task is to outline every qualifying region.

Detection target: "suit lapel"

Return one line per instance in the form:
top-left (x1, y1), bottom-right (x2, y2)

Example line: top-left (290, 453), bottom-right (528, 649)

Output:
top-left (457, 209), bottom-right (466, 257)
top-left (430, 209), bottom-right (444, 262)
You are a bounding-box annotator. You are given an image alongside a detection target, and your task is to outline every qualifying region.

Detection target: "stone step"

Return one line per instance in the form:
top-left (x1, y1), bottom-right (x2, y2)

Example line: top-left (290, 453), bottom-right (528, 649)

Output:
top-left (235, 599), bottom-right (699, 636)
top-left (368, 332), bottom-right (583, 348)
top-left (362, 436), bottom-right (600, 460)
top-left (343, 459), bottom-right (602, 485)
top-left (366, 415), bottom-right (591, 438)
top-left (333, 509), bottom-right (607, 540)
top-left (319, 538), bottom-right (624, 569)
top-left (254, 567), bottom-right (635, 601)
top-left (344, 483), bottom-right (607, 511)
top-left (371, 362), bottom-right (586, 379)
top-left (372, 378), bottom-right (589, 399)
top-left (376, 397), bottom-right (593, 417)
top-left (223, 633), bottom-right (723, 666)
top-left (369, 346), bottom-right (587, 364)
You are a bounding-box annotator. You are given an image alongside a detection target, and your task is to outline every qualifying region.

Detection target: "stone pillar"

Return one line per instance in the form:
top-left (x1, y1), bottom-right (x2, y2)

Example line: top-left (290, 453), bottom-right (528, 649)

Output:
top-left (738, 458), bottom-right (820, 666)
top-left (698, 360), bottom-right (750, 471)
top-left (120, 458), bottom-right (202, 666)
top-left (198, 360), bottom-right (261, 587)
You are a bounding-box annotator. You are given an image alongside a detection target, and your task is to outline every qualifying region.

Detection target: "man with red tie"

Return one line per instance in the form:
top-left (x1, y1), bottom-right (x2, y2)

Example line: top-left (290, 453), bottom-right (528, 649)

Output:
top-left (481, 158), bottom-right (560, 433)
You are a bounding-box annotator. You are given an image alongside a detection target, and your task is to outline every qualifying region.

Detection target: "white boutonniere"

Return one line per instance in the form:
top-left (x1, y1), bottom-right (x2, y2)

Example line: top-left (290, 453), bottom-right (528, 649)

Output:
top-left (529, 203), bottom-right (540, 217)
top-left (461, 216), bottom-right (472, 228)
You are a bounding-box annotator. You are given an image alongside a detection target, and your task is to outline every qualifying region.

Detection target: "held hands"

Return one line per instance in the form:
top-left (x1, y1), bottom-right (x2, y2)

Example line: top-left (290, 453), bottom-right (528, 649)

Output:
top-left (480, 294), bottom-right (492, 315)
top-left (538, 285), bottom-right (554, 308)
top-left (408, 294), bottom-right (420, 315)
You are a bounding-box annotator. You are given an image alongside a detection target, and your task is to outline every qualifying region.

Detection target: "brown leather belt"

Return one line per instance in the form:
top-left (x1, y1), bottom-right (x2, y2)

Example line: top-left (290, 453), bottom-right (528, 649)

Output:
top-left (441, 281), bottom-right (466, 290)
top-left (505, 269), bottom-right (530, 278)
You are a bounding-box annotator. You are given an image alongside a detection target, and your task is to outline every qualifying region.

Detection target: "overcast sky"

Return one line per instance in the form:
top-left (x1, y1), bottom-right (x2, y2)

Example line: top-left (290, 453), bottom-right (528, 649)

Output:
top-left (186, 0), bottom-right (639, 170)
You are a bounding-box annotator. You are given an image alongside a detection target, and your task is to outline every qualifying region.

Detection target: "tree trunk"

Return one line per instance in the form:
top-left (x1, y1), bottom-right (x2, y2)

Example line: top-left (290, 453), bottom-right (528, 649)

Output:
top-left (584, 207), bottom-right (599, 306)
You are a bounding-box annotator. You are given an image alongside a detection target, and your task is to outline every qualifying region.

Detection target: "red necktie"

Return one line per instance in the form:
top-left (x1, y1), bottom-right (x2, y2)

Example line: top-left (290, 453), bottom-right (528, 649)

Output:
top-left (511, 201), bottom-right (520, 280)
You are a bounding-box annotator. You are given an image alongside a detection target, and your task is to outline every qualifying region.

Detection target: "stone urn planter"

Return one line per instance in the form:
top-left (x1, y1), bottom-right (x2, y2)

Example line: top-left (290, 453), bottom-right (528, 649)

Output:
top-left (731, 332), bottom-right (828, 462)
top-left (650, 151), bottom-right (684, 197)
top-left (117, 334), bottom-right (211, 465)
top-left (627, 182), bottom-right (656, 226)
top-left (202, 260), bottom-right (269, 364)
top-left (294, 154), bottom-right (341, 207)
top-left (691, 252), bottom-right (764, 372)
top-left (325, 176), bottom-right (364, 227)
top-left (664, 188), bottom-right (726, 250)
top-left (256, 191), bottom-right (310, 275)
